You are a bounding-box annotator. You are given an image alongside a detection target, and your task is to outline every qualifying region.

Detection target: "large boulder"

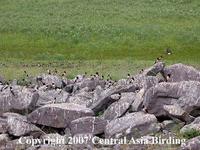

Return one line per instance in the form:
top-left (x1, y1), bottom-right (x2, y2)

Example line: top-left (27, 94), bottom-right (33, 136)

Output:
top-left (163, 63), bottom-right (200, 82)
top-left (36, 74), bottom-right (63, 88)
top-left (105, 112), bottom-right (160, 138)
top-left (73, 78), bottom-right (106, 92)
top-left (90, 83), bottom-right (139, 113)
top-left (1, 136), bottom-right (33, 150)
top-left (0, 85), bottom-right (39, 113)
top-left (37, 89), bottom-right (69, 106)
top-left (103, 92), bottom-right (136, 121)
top-left (163, 104), bottom-right (194, 123)
top-left (142, 62), bottom-right (165, 76)
top-left (131, 76), bottom-right (159, 112)
top-left (28, 103), bottom-right (94, 128)
top-left (70, 116), bottom-right (108, 135)
top-left (131, 88), bottom-right (145, 112)
top-left (143, 81), bottom-right (200, 120)
top-left (179, 136), bottom-right (200, 150)
top-left (180, 117), bottom-right (200, 134)
top-left (3, 113), bottom-right (44, 137)
top-left (0, 134), bottom-right (10, 146)
top-left (67, 88), bottom-right (94, 107)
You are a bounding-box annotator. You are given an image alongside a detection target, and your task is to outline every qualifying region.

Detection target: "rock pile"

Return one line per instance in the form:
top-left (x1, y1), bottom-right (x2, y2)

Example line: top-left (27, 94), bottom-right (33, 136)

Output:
top-left (0, 62), bottom-right (200, 149)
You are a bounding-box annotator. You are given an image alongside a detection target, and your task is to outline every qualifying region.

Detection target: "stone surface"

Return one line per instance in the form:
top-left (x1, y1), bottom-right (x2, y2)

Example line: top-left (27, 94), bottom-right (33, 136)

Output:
top-left (143, 81), bottom-right (200, 120)
top-left (3, 112), bottom-right (44, 137)
top-left (105, 112), bottom-right (160, 138)
top-left (67, 89), bottom-right (94, 107)
top-left (163, 63), bottom-right (200, 82)
top-left (37, 89), bottom-right (69, 106)
top-left (142, 62), bottom-right (165, 76)
top-left (181, 117), bottom-right (200, 134)
top-left (36, 74), bottom-right (63, 88)
top-left (179, 136), bottom-right (200, 150)
top-left (28, 103), bottom-right (94, 128)
top-left (73, 78), bottom-right (106, 92)
top-left (70, 116), bottom-right (108, 135)
top-left (0, 118), bottom-right (8, 134)
top-left (0, 85), bottom-right (39, 113)
top-left (103, 92), bottom-right (136, 120)
top-left (90, 83), bottom-right (139, 113)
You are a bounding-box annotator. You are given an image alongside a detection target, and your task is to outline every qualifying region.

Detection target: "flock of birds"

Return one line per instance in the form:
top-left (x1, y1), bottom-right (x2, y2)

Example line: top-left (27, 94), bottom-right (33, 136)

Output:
top-left (0, 48), bottom-right (173, 90)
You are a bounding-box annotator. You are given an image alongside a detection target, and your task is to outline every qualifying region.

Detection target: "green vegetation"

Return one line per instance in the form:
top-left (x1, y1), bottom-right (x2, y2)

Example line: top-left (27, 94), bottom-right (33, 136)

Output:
top-left (0, 0), bottom-right (200, 80)
top-left (182, 129), bottom-right (200, 139)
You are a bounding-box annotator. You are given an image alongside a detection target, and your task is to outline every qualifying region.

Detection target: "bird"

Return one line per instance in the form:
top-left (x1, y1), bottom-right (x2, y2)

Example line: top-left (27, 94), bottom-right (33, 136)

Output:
top-left (47, 70), bottom-right (51, 75)
top-left (154, 57), bottom-right (161, 64)
top-left (165, 48), bottom-right (172, 55)
top-left (139, 69), bottom-right (144, 74)
top-left (10, 87), bottom-right (15, 96)
top-left (95, 72), bottom-right (99, 78)
top-left (166, 74), bottom-right (171, 81)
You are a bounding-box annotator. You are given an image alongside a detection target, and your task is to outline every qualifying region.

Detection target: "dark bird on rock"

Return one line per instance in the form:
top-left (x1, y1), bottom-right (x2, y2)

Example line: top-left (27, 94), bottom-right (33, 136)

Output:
top-left (10, 87), bottom-right (15, 96)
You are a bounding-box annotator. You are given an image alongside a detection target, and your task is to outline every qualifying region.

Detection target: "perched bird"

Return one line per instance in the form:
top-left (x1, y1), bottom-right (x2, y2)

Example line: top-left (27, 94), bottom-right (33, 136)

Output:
top-left (107, 74), bottom-right (112, 80)
top-left (47, 70), bottom-right (51, 75)
top-left (154, 57), bottom-right (161, 64)
top-left (52, 83), bottom-right (56, 89)
top-left (165, 48), bottom-right (172, 55)
top-left (139, 69), bottom-right (144, 74)
top-left (10, 87), bottom-right (15, 96)
top-left (95, 72), bottom-right (99, 78)
top-left (166, 74), bottom-right (171, 82)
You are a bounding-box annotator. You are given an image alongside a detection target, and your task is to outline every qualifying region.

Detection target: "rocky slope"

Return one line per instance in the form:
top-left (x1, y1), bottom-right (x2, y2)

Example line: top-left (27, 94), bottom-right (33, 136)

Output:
top-left (0, 62), bottom-right (200, 150)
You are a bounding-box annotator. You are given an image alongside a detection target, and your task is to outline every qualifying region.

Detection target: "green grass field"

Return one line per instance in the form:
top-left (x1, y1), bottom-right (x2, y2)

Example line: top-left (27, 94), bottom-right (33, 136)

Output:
top-left (0, 0), bottom-right (200, 80)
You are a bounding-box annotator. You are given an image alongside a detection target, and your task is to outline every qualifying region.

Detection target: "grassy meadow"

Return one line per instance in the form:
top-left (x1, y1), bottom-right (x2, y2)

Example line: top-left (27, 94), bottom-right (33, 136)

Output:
top-left (0, 0), bottom-right (200, 80)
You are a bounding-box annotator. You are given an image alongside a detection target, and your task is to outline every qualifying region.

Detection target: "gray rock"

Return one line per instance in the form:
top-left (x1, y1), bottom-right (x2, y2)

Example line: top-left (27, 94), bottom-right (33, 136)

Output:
top-left (28, 103), bottom-right (94, 128)
top-left (0, 118), bottom-right (8, 133)
top-left (3, 136), bottom-right (34, 150)
top-left (110, 94), bottom-right (121, 101)
top-left (90, 83), bottom-right (139, 113)
top-left (0, 134), bottom-right (10, 146)
top-left (142, 62), bottom-right (165, 76)
top-left (161, 120), bottom-right (184, 132)
top-left (143, 81), bottom-right (200, 120)
top-left (3, 113), bottom-right (44, 137)
top-left (67, 89), bottom-right (94, 107)
top-left (179, 136), bottom-right (200, 150)
top-left (131, 88), bottom-right (145, 112)
top-left (71, 133), bottom-right (94, 150)
top-left (70, 117), bottom-right (108, 135)
top-left (41, 133), bottom-right (66, 146)
top-left (37, 89), bottom-right (69, 106)
top-left (73, 78), bottom-right (106, 92)
top-left (103, 92), bottom-right (136, 120)
top-left (36, 74), bottom-right (63, 88)
top-left (181, 117), bottom-right (200, 134)
top-left (105, 112), bottom-right (160, 138)
top-left (64, 128), bottom-right (72, 137)
top-left (163, 63), bottom-right (200, 82)
top-left (37, 146), bottom-right (73, 150)
top-left (0, 85), bottom-right (39, 113)
top-left (163, 104), bottom-right (194, 123)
